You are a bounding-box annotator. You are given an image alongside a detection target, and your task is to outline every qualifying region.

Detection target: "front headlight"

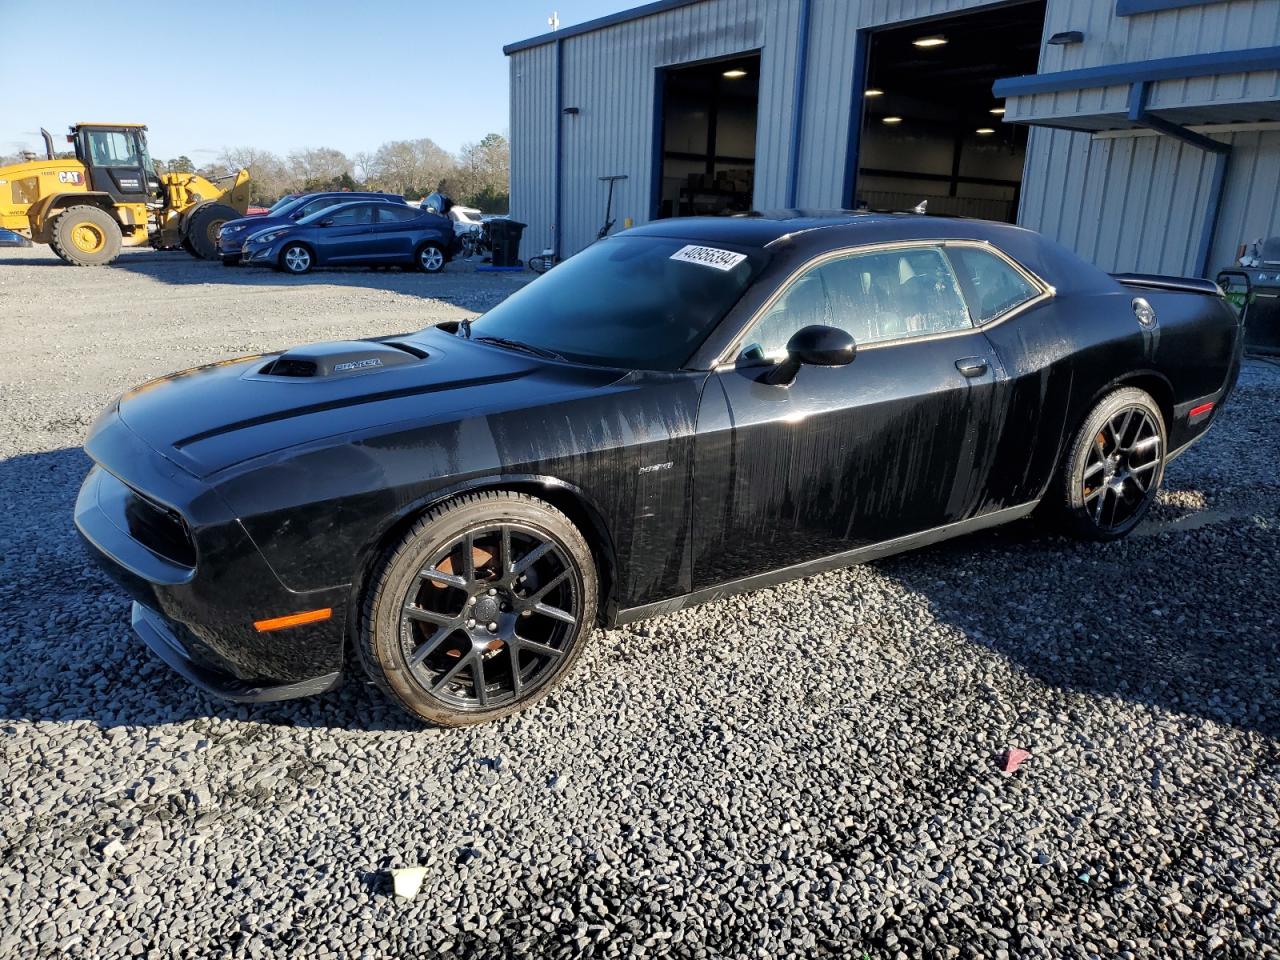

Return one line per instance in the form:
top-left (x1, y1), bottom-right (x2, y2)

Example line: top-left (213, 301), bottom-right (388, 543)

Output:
top-left (251, 230), bottom-right (288, 244)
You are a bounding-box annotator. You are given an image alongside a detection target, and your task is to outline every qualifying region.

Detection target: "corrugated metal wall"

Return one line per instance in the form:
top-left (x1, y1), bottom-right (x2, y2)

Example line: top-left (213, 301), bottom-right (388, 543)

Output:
top-left (509, 0), bottom-right (1003, 257)
top-left (510, 0), bottom-right (1280, 274)
top-left (1020, 124), bottom-right (1280, 274)
top-left (1012, 0), bottom-right (1280, 122)
top-left (509, 42), bottom-right (558, 259)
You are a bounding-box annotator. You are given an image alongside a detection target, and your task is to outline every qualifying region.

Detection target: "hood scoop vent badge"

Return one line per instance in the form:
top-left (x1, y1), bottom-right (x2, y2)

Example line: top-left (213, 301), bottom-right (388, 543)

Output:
top-left (255, 340), bottom-right (425, 380)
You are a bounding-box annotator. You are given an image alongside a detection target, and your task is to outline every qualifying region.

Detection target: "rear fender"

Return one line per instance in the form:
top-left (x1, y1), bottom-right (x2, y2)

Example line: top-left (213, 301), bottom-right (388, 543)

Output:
top-left (29, 192), bottom-right (118, 240)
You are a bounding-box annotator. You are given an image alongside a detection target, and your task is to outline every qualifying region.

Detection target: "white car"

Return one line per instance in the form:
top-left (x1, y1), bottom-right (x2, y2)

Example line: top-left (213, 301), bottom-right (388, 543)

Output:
top-left (449, 205), bottom-right (484, 239)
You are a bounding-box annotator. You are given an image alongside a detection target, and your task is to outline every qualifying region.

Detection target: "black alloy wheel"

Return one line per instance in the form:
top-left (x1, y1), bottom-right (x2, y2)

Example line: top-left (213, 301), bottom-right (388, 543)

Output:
top-left (1062, 387), bottom-right (1166, 540)
top-left (361, 492), bottom-right (597, 725)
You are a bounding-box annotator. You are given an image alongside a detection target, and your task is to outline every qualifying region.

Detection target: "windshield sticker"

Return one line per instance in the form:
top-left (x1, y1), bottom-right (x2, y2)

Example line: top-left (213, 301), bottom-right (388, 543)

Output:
top-left (669, 245), bottom-right (748, 272)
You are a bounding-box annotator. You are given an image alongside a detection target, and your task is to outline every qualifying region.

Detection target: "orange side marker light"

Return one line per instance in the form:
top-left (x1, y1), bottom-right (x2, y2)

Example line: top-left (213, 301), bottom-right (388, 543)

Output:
top-left (254, 608), bottom-right (332, 632)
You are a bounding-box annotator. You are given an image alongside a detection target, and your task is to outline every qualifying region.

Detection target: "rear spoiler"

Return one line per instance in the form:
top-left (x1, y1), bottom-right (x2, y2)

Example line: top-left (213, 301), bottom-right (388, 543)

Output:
top-left (1111, 272), bottom-right (1223, 297)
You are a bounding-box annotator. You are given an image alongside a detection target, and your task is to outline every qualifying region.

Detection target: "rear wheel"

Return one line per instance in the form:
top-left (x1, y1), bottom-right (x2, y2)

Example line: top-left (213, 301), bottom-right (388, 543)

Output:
top-left (49, 206), bottom-right (122, 266)
top-left (279, 243), bottom-right (313, 274)
top-left (360, 492), bottom-right (597, 726)
top-left (185, 202), bottom-right (239, 260)
top-left (1059, 387), bottom-right (1166, 541)
top-left (416, 242), bottom-right (446, 273)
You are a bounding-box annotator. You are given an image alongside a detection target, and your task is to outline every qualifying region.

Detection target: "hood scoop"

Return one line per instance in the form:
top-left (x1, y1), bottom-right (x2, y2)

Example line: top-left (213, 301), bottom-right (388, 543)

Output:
top-left (254, 340), bottom-right (425, 380)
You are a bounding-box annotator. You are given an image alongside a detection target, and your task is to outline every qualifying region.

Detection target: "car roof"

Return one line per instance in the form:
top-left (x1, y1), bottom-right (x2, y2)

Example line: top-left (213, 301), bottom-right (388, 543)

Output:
top-left (623, 210), bottom-right (1041, 251)
top-left (624, 210), bottom-right (901, 247)
top-left (295, 191), bottom-right (398, 202)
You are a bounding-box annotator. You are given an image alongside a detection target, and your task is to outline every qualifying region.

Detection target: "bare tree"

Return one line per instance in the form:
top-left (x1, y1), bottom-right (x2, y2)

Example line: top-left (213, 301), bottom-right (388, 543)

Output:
top-left (287, 147), bottom-right (353, 192)
top-left (217, 147), bottom-right (290, 204)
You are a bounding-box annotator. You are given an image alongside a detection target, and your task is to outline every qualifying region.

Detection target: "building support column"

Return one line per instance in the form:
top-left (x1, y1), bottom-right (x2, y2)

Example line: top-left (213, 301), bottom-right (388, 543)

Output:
top-left (1127, 80), bottom-right (1231, 277)
top-left (785, 0), bottom-right (813, 208)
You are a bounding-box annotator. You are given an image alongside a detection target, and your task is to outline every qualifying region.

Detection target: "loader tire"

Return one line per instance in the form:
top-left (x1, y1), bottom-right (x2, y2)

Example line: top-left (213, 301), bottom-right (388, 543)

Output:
top-left (185, 203), bottom-right (239, 261)
top-left (49, 206), bottom-right (122, 266)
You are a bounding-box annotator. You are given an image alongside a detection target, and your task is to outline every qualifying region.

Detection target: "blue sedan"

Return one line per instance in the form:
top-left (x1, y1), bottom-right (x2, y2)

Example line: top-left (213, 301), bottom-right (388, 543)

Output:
top-left (240, 200), bottom-right (459, 274)
top-left (217, 191), bottom-right (406, 265)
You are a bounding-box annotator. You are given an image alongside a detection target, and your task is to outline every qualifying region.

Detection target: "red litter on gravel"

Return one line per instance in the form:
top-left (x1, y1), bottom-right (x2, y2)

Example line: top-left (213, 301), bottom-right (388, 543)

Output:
top-left (1000, 747), bottom-right (1031, 775)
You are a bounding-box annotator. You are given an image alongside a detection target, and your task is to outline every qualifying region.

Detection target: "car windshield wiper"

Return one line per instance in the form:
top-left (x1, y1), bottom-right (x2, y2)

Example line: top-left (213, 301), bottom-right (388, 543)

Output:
top-left (473, 336), bottom-right (566, 362)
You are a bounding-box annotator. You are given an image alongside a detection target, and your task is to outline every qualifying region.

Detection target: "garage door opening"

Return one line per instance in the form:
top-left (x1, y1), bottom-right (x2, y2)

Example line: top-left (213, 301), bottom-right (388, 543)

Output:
top-left (854, 2), bottom-right (1046, 222)
top-left (655, 53), bottom-right (760, 219)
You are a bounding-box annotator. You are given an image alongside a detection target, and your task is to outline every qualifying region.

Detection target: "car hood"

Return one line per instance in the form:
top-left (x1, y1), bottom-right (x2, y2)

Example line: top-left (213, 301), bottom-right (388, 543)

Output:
top-left (106, 327), bottom-right (627, 479)
top-left (221, 214), bottom-right (288, 235)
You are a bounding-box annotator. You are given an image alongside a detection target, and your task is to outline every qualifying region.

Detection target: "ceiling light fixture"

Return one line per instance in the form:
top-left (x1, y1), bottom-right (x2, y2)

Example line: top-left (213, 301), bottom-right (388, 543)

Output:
top-left (864, 88), bottom-right (884, 97)
top-left (989, 107), bottom-right (1006, 115)
top-left (976, 127), bottom-right (995, 135)
top-left (913, 35), bottom-right (947, 48)
top-left (723, 68), bottom-right (748, 79)
top-left (882, 116), bottom-right (903, 125)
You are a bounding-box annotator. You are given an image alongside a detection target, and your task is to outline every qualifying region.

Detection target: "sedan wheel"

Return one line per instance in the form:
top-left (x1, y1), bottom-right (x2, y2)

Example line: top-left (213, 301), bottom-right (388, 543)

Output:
top-left (417, 243), bottom-right (445, 273)
top-left (361, 492), bottom-right (597, 725)
top-left (281, 244), bottom-right (312, 274)
top-left (1061, 387), bottom-right (1166, 540)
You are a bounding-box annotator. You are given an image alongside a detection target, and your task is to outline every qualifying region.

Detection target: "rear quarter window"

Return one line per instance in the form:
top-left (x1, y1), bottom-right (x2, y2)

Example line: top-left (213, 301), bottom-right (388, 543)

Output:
top-left (947, 246), bottom-right (1041, 323)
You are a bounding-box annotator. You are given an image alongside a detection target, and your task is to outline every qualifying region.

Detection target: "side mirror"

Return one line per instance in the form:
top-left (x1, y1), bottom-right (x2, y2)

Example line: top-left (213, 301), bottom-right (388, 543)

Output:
top-left (767, 324), bottom-right (855, 386)
top-left (318, 217), bottom-right (335, 227)
top-left (290, 211), bottom-right (303, 220)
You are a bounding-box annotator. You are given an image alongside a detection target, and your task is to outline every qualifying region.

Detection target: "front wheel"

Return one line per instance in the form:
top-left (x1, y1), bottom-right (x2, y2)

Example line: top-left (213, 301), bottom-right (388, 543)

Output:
top-left (185, 202), bottom-right (239, 260)
top-left (1059, 387), bottom-right (1166, 541)
top-left (417, 242), bottom-right (446, 273)
top-left (360, 492), bottom-right (598, 726)
top-left (279, 243), bottom-right (313, 274)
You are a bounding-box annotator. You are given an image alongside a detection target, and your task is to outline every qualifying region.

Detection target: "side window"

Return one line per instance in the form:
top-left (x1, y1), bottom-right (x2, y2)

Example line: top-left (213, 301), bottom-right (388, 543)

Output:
top-left (326, 204), bottom-right (374, 226)
top-left (742, 245), bottom-right (972, 358)
top-left (377, 205), bottom-right (417, 223)
top-left (301, 198), bottom-right (337, 217)
top-left (946, 246), bottom-right (1041, 323)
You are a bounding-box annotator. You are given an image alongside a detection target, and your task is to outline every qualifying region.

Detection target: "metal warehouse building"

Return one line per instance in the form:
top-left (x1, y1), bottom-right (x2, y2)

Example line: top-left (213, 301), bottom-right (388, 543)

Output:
top-left (504, 0), bottom-right (1280, 279)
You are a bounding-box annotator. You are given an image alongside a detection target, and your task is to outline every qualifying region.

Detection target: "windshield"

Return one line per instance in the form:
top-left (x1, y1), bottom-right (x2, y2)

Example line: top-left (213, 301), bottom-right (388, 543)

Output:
top-left (266, 195), bottom-right (298, 214)
top-left (469, 236), bottom-right (765, 370)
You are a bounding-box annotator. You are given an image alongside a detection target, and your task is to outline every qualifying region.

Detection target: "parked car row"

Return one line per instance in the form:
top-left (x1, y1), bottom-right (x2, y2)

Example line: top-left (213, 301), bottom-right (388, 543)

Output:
top-left (216, 191), bottom-right (461, 275)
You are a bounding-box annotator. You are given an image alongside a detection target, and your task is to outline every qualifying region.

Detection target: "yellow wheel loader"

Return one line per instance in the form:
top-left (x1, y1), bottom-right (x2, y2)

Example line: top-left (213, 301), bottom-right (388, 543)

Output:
top-left (0, 124), bottom-right (250, 266)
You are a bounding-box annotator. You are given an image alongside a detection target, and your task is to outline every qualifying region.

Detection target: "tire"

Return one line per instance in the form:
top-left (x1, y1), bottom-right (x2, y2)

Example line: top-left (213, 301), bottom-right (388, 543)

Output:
top-left (416, 242), bottom-right (446, 273)
top-left (527, 254), bottom-right (556, 275)
top-left (361, 491), bottom-right (598, 726)
top-left (279, 243), bottom-right (314, 274)
top-left (1058, 387), bottom-right (1167, 541)
top-left (185, 203), bottom-right (239, 260)
top-left (49, 206), bottom-right (122, 266)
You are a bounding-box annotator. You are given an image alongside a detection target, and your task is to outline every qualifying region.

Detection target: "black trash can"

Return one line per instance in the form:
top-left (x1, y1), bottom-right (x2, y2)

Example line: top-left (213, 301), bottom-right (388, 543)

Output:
top-left (488, 219), bottom-right (526, 268)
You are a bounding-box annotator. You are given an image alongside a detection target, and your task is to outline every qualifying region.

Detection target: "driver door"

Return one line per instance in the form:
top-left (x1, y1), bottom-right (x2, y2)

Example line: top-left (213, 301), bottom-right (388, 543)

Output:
top-left (313, 203), bottom-right (377, 264)
top-left (692, 243), bottom-right (1002, 588)
top-left (78, 128), bottom-right (149, 202)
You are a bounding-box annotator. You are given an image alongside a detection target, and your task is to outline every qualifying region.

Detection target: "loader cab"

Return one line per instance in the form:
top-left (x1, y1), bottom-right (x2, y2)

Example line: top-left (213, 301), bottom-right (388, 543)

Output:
top-left (70, 124), bottom-right (161, 202)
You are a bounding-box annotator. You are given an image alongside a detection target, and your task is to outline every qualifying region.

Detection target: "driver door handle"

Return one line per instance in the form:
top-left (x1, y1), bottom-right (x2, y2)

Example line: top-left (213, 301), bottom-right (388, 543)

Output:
top-left (955, 357), bottom-right (988, 378)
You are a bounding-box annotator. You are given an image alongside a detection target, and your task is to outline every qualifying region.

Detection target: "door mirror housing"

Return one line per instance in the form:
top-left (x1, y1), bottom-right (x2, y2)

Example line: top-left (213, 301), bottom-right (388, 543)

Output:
top-left (318, 217), bottom-right (335, 227)
top-left (767, 325), bottom-right (856, 385)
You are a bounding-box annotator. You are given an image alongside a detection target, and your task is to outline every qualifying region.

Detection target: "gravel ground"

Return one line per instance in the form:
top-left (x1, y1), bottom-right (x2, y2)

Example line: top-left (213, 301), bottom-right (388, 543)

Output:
top-left (1, 243), bottom-right (1278, 960)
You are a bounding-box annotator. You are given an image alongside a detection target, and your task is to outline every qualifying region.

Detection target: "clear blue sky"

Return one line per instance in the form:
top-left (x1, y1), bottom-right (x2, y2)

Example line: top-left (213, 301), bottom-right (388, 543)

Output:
top-left (0, 0), bottom-right (638, 162)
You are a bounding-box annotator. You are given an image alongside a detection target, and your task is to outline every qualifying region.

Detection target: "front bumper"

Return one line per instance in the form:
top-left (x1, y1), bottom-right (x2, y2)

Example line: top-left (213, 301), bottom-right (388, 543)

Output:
top-left (241, 239), bottom-right (282, 266)
top-left (131, 602), bottom-right (340, 703)
top-left (74, 423), bottom-right (349, 703)
top-left (216, 228), bottom-right (254, 257)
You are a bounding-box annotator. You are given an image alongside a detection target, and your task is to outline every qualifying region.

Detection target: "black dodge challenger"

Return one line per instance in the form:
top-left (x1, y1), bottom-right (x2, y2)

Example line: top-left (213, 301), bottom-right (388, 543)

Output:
top-left (76, 212), bottom-right (1243, 725)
